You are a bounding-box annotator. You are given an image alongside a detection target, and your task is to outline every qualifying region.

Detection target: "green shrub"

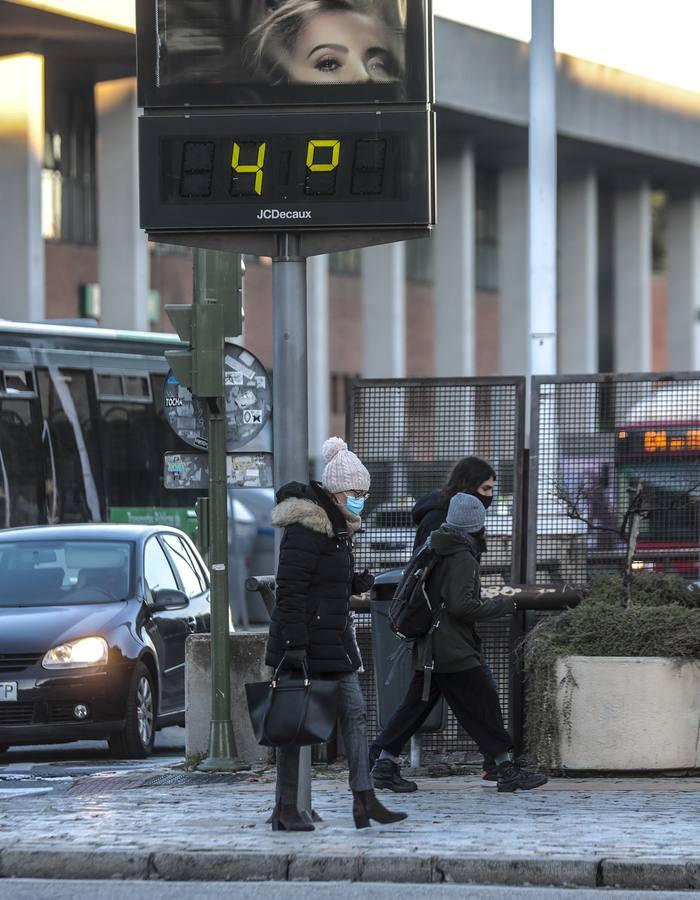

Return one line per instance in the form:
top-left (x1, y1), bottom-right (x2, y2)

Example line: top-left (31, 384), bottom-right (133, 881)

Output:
top-left (522, 574), bottom-right (700, 770)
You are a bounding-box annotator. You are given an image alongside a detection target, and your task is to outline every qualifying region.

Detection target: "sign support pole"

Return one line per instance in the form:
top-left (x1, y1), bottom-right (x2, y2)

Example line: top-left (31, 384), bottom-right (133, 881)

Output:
top-left (196, 248), bottom-right (248, 773)
top-left (271, 233), bottom-right (314, 818)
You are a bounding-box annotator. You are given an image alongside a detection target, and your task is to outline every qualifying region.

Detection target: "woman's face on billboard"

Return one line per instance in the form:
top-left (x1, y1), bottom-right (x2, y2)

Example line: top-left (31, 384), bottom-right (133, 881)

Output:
top-left (286, 10), bottom-right (398, 83)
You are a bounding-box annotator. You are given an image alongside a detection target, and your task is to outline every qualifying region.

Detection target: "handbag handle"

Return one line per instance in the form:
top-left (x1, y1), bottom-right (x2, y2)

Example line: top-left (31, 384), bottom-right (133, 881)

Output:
top-left (271, 659), bottom-right (310, 688)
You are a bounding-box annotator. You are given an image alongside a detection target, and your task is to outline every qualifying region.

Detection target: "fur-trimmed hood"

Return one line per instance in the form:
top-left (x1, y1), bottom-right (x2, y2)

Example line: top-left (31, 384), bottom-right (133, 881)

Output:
top-left (271, 481), bottom-right (362, 537)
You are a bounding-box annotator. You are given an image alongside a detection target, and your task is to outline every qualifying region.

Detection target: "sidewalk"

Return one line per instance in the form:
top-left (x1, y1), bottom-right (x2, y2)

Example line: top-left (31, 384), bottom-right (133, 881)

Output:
top-left (2, 767), bottom-right (700, 890)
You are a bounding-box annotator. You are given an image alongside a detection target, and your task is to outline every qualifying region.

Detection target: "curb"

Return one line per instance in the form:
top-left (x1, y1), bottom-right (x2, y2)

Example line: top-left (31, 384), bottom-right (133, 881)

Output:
top-left (2, 847), bottom-right (700, 889)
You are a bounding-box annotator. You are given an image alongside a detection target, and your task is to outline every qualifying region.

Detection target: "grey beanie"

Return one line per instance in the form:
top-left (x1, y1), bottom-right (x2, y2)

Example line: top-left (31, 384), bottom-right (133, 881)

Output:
top-left (444, 492), bottom-right (486, 538)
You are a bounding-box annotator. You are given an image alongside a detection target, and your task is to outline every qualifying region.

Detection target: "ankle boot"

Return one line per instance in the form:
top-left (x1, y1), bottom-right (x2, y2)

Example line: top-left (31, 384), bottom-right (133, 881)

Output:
top-left (352, 789), bottom-right (408, 829)
top-left (270, 802), bottom-right (315, 832)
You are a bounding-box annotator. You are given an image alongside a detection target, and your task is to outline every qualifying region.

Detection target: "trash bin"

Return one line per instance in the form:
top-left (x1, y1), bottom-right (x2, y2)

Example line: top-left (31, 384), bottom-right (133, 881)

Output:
top-left (370, 569), bottom-right (446, 734)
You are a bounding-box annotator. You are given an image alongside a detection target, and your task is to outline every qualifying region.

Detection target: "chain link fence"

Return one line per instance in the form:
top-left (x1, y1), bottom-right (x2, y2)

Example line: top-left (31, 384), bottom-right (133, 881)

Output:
top-left (348, 378), bottom-right (525, 755)
top-left (528, 374), bottom-right (700, 584)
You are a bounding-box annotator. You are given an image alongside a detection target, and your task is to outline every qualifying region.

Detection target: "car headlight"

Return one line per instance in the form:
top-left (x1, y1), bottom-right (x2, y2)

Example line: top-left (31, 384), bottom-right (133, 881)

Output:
top-left (42, 636), bottom-right (108, 669)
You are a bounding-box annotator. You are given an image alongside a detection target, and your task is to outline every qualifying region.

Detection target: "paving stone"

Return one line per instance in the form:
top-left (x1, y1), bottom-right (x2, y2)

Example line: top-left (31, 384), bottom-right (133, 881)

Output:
top-left (151, 850), bottom-right (289, 882)
top-left (600, 858), bottom-right (696, 891)
top-left (0, 848), bottom-right (149, 880)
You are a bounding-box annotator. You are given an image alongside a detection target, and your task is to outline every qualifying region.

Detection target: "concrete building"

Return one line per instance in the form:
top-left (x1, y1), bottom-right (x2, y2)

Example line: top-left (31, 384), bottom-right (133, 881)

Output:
top-left (1, 5), bottom-right (700, 436)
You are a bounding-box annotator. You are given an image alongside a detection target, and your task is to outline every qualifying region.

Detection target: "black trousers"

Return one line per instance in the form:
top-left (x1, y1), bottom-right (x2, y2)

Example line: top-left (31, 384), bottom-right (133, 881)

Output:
top-left (374, 664), bottom-right (511, 761)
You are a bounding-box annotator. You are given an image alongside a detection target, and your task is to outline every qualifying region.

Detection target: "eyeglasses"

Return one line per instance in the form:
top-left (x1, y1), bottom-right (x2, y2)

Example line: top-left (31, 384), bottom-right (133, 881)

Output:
top-left (345, 490), bottom-right (369, 499)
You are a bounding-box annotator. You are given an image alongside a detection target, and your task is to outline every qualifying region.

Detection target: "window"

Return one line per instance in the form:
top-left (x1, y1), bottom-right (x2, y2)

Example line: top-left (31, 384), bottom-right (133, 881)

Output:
top-left (124, 375), bottom-right (151, 399)
top-left (1, 370), bottom-right (35, 396)
top-left (95, 372), bottom-right (153, 403)
top-left (144, 538), bottom-right (179, 594)
top-left (329, 250), bottom-right (361, 277)
top-left (42, 81), bottom-right (97, 244)
top-left (406, 238), bottom-right (433, 283)
top-left (0, 398), bottom-right (44, 528)
top-left (476, 169), bottom-right (498, 291)
top-left (331, 373), bottom-right (359, 416)
top-left (162, 534), bottom-right (205, 597)
top-left (0, 540), bottom-right (131, 606)
top-left (36, 368), bottom-right (103, 524)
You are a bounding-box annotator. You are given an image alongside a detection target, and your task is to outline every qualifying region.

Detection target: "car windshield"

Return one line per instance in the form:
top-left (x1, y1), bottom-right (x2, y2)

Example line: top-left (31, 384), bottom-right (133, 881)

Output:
top-left (0, 540), bottom-right (132, 607)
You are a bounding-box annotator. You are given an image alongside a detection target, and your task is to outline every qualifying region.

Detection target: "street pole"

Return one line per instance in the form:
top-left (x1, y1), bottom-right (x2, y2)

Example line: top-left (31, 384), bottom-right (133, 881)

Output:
top-left (271, 233), bottom-right (313, 818)
top-left (529, 0), bottom-right (557, 378)
top-left (195, 248), bottom-right (248, 772)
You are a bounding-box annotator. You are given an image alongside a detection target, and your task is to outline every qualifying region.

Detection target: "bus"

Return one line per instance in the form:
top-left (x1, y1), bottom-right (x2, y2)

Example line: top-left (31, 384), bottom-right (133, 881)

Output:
top-left (0, 320), bottom-right (272, 622)
top-left (616, 382), bottom-right (700, 577)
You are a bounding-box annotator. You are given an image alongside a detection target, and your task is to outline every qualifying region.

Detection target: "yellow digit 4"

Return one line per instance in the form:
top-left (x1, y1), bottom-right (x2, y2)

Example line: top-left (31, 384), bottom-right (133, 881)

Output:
top-left (231, 142), bottom-right (266, 195)
top-left (306, 139), bottom-right (340, 172)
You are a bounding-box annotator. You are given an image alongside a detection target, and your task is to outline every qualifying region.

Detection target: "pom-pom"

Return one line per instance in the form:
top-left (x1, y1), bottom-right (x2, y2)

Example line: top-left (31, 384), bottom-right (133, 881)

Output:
top-left (322, 436), bottom-right (347, 462)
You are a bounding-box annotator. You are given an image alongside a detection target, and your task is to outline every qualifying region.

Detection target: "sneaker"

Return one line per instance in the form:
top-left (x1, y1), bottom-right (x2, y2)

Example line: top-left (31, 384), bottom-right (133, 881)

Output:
top-left (480, 767), bottom-right (498, 783)
top-left (496, 762), bottom-right (548, 793)
top-left (371, 758), bottom-right (418, 793)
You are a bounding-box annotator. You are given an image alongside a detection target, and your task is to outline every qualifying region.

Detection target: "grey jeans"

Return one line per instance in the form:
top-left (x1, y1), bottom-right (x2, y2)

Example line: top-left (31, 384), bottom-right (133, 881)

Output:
top-left (276, 671), bottom-right (372, 805)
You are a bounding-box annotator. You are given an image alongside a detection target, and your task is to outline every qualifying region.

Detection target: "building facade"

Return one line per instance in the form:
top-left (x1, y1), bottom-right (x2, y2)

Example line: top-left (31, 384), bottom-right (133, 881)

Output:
top-left (1, 6), bottom-right (700, 439)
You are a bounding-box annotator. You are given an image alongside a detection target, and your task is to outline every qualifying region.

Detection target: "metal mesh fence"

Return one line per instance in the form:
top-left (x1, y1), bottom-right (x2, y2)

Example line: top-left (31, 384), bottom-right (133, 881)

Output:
top-left (349, 378), bottom-right (525, 754)
top-left (529, 374), bottom-right (700, 584)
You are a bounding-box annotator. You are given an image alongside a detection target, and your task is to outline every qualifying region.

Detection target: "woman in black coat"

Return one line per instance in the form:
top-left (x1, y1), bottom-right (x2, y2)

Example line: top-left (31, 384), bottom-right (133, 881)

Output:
top-left (267, 437), bottom-right (407, 832)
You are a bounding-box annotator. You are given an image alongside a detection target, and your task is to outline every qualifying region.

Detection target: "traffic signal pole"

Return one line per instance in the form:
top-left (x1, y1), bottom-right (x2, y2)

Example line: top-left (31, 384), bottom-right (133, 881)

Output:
top-left (167, 248), bottom-right (248, 773)
top-left (271, 234), bottom-right (314, 818)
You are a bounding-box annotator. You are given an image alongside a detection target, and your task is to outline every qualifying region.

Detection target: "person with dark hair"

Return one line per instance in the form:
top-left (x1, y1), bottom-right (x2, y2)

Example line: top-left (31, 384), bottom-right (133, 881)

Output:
top-left (412, 456), bottom-right (497, 552)
top-left (369, 456), bottom-right (501, 792)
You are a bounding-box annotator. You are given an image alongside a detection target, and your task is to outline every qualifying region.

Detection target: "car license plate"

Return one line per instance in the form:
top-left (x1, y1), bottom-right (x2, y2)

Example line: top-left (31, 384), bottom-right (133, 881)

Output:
top-left (0, 683), bottom-right (17, 702)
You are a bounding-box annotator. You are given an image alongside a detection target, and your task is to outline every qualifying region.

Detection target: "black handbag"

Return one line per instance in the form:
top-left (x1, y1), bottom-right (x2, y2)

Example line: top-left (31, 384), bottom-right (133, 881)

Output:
top-left (245, 662), bottom-right (340, 747)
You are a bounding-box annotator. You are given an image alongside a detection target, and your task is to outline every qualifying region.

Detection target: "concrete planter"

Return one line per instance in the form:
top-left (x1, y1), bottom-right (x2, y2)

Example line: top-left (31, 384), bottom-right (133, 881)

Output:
top-left (554, 656), bottom-right (700, 771)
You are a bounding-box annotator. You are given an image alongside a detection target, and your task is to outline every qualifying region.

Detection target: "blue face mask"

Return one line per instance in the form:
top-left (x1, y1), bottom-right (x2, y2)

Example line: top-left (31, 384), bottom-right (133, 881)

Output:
top-left (346, 496), bottom-right (365, 516)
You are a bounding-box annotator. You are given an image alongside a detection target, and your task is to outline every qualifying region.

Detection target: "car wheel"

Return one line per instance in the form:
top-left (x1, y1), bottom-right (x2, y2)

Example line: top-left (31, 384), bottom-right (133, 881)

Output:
top-left (108, 662), bottom-right (156, 759)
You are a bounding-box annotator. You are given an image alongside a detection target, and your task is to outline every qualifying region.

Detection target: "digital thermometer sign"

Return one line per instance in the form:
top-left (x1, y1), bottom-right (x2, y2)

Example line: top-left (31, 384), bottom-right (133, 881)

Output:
top-left (136, 1), bottom-right (434, 240)
top-left (139, 110), bottom-right (433, 232)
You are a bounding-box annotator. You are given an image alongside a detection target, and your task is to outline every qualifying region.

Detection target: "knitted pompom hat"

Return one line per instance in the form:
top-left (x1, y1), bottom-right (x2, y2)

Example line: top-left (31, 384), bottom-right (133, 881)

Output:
top-left (321, 437), bottom-right (371, 494)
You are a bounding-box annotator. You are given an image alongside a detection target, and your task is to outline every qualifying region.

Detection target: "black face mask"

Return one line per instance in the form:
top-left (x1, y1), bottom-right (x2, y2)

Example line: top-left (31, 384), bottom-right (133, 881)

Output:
top-left (477, 494), bottom-right (493, 510)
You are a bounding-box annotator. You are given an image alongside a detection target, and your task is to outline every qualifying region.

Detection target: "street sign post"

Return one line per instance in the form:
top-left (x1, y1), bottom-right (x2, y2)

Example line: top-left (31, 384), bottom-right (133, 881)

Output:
top-left (137, 0), bottom-right (435, 819)
top-left (165, 248), bottom-right (249, 773)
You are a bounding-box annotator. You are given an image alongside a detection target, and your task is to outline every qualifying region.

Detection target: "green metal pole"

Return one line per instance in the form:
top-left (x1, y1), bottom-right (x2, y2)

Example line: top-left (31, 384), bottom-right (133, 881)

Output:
top-left (195, 248), bottom-right (248, 772)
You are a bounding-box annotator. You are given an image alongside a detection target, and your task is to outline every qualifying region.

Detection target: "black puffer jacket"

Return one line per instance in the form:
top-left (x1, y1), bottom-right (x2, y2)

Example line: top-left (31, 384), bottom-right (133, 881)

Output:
top-left (266, 481), bottom-right (364, 674)
top-left (412, 490), bottom-right (447, 551)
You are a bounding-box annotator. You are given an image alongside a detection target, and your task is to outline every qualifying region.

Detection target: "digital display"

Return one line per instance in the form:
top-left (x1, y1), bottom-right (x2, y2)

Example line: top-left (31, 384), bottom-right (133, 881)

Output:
top-left (617, 428), bottom-right (700, 458)
top-left (139, 109), bottom-right (433, 232)
top-left (172, 134), bottom-right (393, 202)
top-left (136, 0), bottom-right (432, 108)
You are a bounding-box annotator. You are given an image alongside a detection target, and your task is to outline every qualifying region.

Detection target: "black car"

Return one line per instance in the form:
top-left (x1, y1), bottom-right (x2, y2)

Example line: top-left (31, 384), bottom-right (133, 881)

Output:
top-left (0, 524), bottom-right (211, 758)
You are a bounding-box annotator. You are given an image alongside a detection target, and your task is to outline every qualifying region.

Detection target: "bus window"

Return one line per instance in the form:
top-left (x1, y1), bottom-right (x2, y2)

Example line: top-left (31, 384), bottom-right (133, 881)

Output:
top-left (36, 368), bottom-right (103, 524)
top-left (0, 398), bottom-right (45, 528)
top-left (100, 396), bottom-right (161, 509)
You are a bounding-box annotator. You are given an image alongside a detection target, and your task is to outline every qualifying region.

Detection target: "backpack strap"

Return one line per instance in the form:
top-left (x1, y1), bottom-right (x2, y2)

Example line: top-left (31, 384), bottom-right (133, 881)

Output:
top-left (420, 601), bottom-right (445, 702)
top-left (420, 636), bottom-right (434, 702)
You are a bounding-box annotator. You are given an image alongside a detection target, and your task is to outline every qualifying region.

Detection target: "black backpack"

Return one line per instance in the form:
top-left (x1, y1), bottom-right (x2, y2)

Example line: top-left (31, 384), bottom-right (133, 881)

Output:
top-left (388, 541), bottom-right (443, 640)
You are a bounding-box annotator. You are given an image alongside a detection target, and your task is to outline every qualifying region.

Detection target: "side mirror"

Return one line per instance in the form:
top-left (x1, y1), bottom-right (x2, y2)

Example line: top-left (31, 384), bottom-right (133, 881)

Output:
top-left (151, 588), bottom-right (188, 612)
